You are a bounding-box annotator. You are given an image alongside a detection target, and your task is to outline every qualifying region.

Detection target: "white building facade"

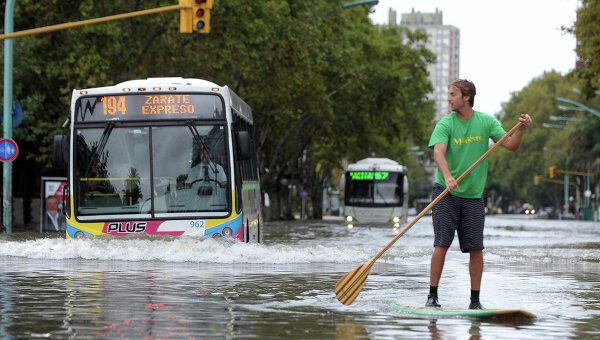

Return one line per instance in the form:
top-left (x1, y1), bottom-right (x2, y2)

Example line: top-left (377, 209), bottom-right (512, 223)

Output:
top-left (389, 8), bottom-right (460, 121)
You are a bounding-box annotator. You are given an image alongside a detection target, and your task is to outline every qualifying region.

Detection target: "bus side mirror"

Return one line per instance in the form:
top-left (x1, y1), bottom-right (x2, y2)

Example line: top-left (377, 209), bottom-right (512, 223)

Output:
top-left (236, 131), bottom-right (253, 160)
top-left (63, 184), bottom-right (70, 218)
top-left (53, 135), bottom-right (69, 169)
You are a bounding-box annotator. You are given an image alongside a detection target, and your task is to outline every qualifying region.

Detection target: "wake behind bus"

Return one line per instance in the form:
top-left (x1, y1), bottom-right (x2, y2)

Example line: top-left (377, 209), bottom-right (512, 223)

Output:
top-left (54, 78), bottom-right (262, 242)
top-left (343, 158), bottom-right (408, 229)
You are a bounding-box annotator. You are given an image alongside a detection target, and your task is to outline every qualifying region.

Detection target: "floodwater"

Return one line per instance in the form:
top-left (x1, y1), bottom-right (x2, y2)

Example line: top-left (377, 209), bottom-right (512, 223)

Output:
top-left (1, 215), bottom-right (599, 339)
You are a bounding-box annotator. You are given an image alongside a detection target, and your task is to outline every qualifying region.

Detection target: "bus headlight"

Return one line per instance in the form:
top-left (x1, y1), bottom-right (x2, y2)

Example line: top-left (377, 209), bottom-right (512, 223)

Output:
top-left (394, 223), bottom-right (400, 228)
top-left (347, 224), bottom-right (353, 229)
top-left (74, 231), bottom-right (85, 239)
top-left (212, 233), bottom-right (222, 238)
top-left (392, 216), bottom-right (400, 223)
top-left (346, 216), bottom-right (353, 222)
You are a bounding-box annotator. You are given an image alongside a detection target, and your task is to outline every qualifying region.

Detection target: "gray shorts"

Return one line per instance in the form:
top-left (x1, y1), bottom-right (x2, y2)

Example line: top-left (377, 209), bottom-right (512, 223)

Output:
top-left (431, 184), bottom-right (485, 253)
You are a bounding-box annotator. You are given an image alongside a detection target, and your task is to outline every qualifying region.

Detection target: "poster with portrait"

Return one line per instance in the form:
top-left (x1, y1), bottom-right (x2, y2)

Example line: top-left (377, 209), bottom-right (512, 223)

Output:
top-left (40, 177), bottom-right (67, 232)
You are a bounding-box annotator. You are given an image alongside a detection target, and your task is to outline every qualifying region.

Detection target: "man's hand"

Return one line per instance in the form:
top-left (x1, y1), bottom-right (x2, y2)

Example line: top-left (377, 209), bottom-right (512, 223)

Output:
top-left (519, 114), bottom-right (532, 129)
top-left (444, 176), bottom-right (459, 190)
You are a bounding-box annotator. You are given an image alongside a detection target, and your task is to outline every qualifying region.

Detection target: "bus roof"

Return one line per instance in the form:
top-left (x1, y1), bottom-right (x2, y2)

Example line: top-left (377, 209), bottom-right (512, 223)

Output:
top-left (118, 77), bottom-right (221, 88)
top-left (346, 158), bottom-right (406, 173)
top-left (71, 77), bottom-right (253, 124)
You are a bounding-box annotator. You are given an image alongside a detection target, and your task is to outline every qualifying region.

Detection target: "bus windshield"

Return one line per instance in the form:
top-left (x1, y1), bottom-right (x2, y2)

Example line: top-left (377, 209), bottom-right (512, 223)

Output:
top-left (75, 123), bottom-right (230, 217)
top-left (345, 171), bottom-right (403, 207)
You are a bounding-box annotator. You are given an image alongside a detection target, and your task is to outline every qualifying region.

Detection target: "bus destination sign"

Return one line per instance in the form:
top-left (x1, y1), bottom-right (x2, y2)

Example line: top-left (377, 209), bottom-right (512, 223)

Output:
top-left (102, 94), bottom-right (195, 116)
top-left (349, 171), bottom-right (389, 181)
top-left (75, 93), bottom-right (224, 122)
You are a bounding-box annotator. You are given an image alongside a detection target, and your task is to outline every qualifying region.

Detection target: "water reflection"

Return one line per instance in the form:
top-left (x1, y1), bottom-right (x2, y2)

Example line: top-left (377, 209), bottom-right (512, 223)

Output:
top-left (335, 319), bottom-right (369, 339)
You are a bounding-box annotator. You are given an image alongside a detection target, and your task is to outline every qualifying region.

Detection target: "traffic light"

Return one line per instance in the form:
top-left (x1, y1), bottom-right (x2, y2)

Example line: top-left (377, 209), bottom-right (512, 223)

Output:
top-left (548, 166), bottom-right (557, 179)
top-left (534, 175), bottom-right (542, 186)
top-left (179, 0), bottom-right (193, 33)
top-left (192, 0), bottom-right (213, 33)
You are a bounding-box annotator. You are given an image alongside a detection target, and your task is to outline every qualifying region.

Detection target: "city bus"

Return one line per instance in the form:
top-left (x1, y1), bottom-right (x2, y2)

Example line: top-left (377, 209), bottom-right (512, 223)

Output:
top-left (54, 78), bottom-right (262, 242)
top-left (342, 158), bottom-right (409, 229)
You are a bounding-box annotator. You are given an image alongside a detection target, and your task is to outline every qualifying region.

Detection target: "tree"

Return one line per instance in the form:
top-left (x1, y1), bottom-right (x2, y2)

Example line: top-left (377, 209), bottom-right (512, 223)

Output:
top-left (573, 0), bottom-right (600, 96)
top-left (1, 0), bottom-right (436, 222)
top-left (490, 71), bottom-right (591, 212)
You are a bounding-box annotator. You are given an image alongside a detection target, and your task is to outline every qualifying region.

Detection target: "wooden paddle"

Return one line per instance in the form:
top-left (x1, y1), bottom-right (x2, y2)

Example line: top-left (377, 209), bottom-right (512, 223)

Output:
top-left (335, 122), bottom-right (524, 306)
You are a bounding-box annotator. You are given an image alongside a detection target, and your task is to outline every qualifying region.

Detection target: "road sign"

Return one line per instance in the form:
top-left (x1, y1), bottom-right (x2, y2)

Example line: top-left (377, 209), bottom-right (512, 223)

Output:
top-left (0, 138), bottom-right (19, 162)
top-left (0, 101), bottom-right (24, 127)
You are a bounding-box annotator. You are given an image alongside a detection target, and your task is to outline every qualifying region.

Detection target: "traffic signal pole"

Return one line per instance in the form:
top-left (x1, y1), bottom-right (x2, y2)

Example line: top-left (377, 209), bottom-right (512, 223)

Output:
top-left (3, 0), bottom-right (15, 234)
top-left (0, 4), bottom-right (186, 41)
top-left (548, 166), bottom-right (593, 219)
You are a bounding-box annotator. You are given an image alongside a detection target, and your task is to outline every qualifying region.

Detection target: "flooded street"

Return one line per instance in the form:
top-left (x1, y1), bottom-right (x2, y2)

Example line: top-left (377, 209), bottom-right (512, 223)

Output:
top-left (1, 215), bottom-right (599, 339)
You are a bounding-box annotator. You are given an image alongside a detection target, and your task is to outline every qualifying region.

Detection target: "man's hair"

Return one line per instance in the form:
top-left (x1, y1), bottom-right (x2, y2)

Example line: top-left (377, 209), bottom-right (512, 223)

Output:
top-left (450, 79), bottom-right (476, 107)
top-left (46, 195), bottom-right (59, 203)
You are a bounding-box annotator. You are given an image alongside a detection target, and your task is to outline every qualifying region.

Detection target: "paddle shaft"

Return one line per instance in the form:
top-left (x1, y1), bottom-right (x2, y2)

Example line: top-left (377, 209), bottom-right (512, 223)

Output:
top-left (370, 122), bottom-right (523, 262)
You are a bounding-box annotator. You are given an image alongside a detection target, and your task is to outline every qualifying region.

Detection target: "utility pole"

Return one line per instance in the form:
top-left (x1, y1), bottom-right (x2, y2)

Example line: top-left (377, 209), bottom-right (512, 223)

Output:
top-left (3, 0), bottom-right (15, 234)
top-left (549, 166), bottom-right (593, 220)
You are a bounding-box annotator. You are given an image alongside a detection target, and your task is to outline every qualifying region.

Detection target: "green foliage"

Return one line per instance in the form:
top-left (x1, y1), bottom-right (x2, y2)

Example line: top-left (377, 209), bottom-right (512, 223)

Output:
top-left (490, 71), bottom-right (598, 209)
top-left (574, 0), bottom-right (600, 95)
top-left (1, 0), bottom-right (435, 217)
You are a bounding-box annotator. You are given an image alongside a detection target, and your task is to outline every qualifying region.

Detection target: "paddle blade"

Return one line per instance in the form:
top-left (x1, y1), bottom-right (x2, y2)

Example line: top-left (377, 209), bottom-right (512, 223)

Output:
top-left (335, 262), bottom-right (372, 306)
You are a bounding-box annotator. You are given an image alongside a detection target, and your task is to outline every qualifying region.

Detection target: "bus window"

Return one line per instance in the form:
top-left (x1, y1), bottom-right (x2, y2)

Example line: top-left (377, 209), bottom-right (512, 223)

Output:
top-left (76, 127), bottom-right (151, 216)
top-left (345, 170), bottom-right (404, 207)
top-left (151, 124), bottom-right (229, 214)
top-left (345, 179), bottom-right (373, 205)
top-left (374, 172), bottom-right (403, 205)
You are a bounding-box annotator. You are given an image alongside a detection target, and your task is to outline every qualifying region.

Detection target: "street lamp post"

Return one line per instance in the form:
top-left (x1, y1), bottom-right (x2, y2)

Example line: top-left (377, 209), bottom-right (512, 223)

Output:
top-left (554, 96), bottom-right (598, 220)
top-left (549, 115), bottom-right (581, 122)
top-left (556, 96), bottom-right (600, 119)
top-left (542, 123), bottom-right (566, 129)
top-left (342, 0), bottom-right (379, 9)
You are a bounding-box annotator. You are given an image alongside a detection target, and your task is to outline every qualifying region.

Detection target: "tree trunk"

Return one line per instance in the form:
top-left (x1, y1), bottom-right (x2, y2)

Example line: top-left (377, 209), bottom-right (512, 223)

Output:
top-left (310, 189), bottom-right (323, 219)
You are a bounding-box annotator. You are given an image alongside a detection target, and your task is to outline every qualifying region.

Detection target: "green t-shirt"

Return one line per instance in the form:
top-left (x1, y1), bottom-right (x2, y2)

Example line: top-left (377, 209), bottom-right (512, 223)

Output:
top-left (428, 110), bottom-right (506, 198)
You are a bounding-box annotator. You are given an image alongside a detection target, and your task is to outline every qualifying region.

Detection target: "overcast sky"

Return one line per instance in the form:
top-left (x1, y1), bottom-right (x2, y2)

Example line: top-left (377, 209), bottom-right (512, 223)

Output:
top-left (369, 0), bottom-right (578, 116)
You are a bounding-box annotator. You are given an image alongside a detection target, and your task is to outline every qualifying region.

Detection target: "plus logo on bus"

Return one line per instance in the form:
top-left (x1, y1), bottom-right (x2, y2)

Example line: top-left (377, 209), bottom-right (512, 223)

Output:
top-left (104, 221), bottom-right (147, 234)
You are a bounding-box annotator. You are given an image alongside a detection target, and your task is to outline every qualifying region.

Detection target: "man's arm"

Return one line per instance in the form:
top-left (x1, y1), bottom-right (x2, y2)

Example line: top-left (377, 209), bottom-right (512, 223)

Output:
top-left (59, 214), bottom-right (67, 230)
top-left (433, 143), bottom-right (458, 190)
top-left (501, 114), bottom-right (532, 151)
top-left (216, 164), bottom-right (228, 187)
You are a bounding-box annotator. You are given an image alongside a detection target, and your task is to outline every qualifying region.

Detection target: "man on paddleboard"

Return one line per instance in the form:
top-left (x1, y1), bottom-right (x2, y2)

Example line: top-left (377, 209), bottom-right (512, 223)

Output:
top-left (427, 79), bottom-right (532, 309)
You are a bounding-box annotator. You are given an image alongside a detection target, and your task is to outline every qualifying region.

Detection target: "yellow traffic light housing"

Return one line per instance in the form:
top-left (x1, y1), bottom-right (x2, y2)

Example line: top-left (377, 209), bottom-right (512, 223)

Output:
top-left (548, 166), bottom-right (557, 179)
top-left (179, 0), bottom-right (194, 33)
top-left (534, 175), bottom-right (542, 186)
top-left (192, 0), bottom-right (213, 34)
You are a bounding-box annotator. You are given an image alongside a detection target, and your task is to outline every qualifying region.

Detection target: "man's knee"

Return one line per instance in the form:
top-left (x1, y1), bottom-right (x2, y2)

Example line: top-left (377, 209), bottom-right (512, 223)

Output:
top-left (433, 246), bottom-right (449, 255)
top-left (469, 249), bottom-right (483, 259)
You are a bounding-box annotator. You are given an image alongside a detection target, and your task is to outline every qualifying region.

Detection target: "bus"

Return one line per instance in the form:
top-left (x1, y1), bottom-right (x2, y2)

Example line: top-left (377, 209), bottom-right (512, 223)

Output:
top-left (54, 78), bottom-right (262, 242)
top-left (342, 158), bottom-right (408, 229)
